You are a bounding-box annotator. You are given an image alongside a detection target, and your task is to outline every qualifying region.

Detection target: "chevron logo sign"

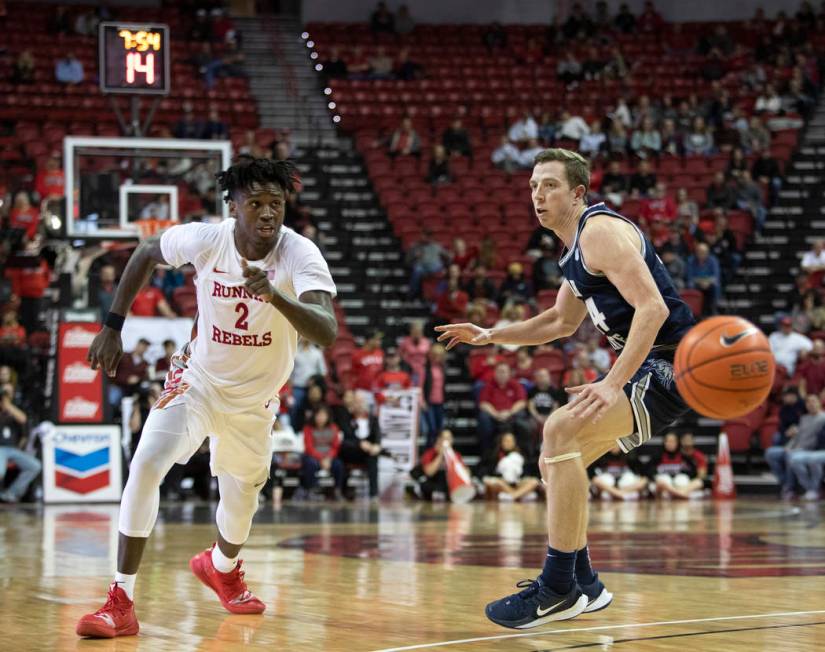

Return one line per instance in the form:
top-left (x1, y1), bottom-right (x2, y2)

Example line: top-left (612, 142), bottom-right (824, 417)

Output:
top-left (54, 446), bottom-right (110, 494)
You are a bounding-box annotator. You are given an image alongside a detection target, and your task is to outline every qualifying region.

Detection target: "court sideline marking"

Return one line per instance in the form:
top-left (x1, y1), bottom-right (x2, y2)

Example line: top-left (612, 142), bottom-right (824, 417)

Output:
top-left (370, 609), bottom-right (825, 652)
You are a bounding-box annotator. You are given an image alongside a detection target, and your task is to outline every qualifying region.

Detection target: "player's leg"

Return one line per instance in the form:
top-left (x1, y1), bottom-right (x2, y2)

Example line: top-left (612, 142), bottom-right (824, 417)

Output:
top-left (77, 403), bottom-right (204, 638)
top-left (485, 395), bottom-right (632, 629)
top-left (189, 472), bottom-right (266, 614)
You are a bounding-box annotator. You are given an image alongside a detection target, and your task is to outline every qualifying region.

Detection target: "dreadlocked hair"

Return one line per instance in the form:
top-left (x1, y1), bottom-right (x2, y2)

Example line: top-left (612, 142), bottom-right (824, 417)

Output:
top-left (215, 155), bottom-right (297, 203)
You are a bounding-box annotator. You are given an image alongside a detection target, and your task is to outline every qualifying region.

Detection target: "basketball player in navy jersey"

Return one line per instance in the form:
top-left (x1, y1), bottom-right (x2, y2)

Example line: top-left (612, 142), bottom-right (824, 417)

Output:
top-left (436, 148), bottom-right (695, 629)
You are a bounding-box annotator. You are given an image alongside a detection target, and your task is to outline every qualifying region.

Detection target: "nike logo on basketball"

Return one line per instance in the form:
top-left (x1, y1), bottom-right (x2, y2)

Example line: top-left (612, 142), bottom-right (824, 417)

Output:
top-left (720, 327), bottom-right (758, 347)
top-left (213, 266), bottom-right (227, 274)
top-left (536, 600), bottom-right (563, 616)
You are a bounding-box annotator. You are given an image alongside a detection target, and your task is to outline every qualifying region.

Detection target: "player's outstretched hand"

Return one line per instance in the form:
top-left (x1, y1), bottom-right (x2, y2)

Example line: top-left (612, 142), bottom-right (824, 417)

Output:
top-left (87, 328), bottom-right (123, 378)
top-left (566, 378), bottom-right (622, 423)
top-left (241, 258), bottom-right (273, 302)
top-left (434, 322), bottom-right (491, 350)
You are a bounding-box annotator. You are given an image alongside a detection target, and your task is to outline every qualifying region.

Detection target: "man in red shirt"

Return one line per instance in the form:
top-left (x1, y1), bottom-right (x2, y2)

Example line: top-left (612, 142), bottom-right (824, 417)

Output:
top-left (110, 338), bottom-right (151, 411)
top-left (352, 330), bottom-right (385, 392)
top-left (799, 339), bottom-right (825, 399)
top-left (34, 156), bottom-right (65, 201)
top-left (478, 363), bottom-right (531, 456)
top-left (373, 347), bottom-right (412, 396)
top-left (131, 285), bottom-right (177, 317)
top-left (9, 191), bottom-right (40, 240)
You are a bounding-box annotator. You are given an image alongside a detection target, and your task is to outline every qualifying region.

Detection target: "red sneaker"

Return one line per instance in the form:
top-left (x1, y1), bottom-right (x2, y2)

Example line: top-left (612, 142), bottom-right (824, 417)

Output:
top-left (76, 582), bottom-right (139, 638)
top-left (189, 545), bottom-right (266, 614)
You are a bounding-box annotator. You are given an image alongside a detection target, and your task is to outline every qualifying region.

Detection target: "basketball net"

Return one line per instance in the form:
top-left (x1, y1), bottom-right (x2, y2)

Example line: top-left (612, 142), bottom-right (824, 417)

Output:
top-left (712, 432), bottom-right (736, 499)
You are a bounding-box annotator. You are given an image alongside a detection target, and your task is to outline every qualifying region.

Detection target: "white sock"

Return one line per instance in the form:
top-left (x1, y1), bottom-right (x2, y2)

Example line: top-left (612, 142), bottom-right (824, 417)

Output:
top-left (211, 545), bottom-right (238, 573)
top-left (114, 572), bottom-right (136, 600)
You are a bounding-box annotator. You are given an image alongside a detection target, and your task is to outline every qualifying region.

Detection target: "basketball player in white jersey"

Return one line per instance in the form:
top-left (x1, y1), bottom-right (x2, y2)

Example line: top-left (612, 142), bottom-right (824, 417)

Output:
top-left (76, 156), bottom-right (337, 638)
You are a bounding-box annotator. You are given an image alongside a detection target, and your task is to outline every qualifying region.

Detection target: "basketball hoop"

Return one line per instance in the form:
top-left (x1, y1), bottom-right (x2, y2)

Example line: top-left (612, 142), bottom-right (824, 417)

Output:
top-left (135, 218), bottom-right (174, 239)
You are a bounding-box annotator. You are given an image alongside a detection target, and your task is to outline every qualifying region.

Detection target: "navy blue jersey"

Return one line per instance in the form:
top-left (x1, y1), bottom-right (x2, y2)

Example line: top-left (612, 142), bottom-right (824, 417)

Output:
top-left (559, 203), bottom-right (695, 352)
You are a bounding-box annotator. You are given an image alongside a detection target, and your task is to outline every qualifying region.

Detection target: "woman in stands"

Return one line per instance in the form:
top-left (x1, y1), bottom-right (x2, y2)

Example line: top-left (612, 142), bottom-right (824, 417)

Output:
top-left (482, 431), bottom-right (541, 502)
top-left (652, 431), bottom-right (704, 499)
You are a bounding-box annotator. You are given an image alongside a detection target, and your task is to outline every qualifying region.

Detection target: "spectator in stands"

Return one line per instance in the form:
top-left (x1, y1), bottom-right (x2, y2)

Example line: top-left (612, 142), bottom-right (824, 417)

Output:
top-left (537, 112), bottom-right (556, 145)
top-left (652, 432), bottom-right (705, 499)
top-left (586, 336), bottom-right (612, 374)
top-left (491, 135), bottom-right (521, 172)
top-left (527, 368), bottom-right (562, 431)
top-left (766, 394), bottom-right (825, 499)
top-left (563, 350), bottom-right (598, 387)
top-left (518, 138), bottom-right (545, 169)
top-left (173, 102), bottom-right (203, 140)
top-left (686, 242), bottom-right (721, 315)
top-left (399, 320), bottom-right (431, 387)
top-left (422, 344), bottom-right (446, 445)
top-left (660, 246), bottom-right (686, 289)
top-left (798, 339), bottom-right (825, 399)
top-left (0, 309), bottom-right (27, 378)
top-left (320, 46), bottom-right (347, 80)
top-left (752, 150), bottom-right (783, 205)
top-left (659, 118), bottom-right (683, 157)
top-left (735, 169), bottom-right (767, 232)
top-left (629, 159), bottom-right (657, 197)
top-left (352, 330), bottom-right (384, 397)
top-left (631, 117), bottom-right (662, 159)
top-left (498, 262), bottom-right (533, 308)
top-left (684, 117), bottom-right (715, 156)
top-left (368, 46), bottom-right (394, 79)
top-left (777, 385), bottom-right (806, 438)
top-left (532, 241), bottom-right (563, 291)
top-left (395, 47), bottom-right (424, 81)
top-left (606, 121), bottom-right (630, 159)
top-left (299, 405), bottom-right (344, 500)
top-left (464, 264), bottom-right (497, 303)
top-left (426, 145), bottom-right (452, 185)
top-left (152, 339), bottom-right (176, 380)
top-left (97, 265), bottom-right (117, 320)
top-left (203, 109), bottom-right (228, 140)
top-left (336, 392), bottom-right (382, 501)
top-left (701, 211), bottom-right (741, 283)
top-left (407, 229), bottom-right (448, 299)
top-left (389, 117), bottom-right (421, 158)
top-left (604, 46), bottom-right (630, 80)
top-left (111, 338), bottom-right (151, 410)
top-left (49, 6), bottom-right (71, 35)
top-left (785, 77), bottom-right (816, 117)
top-left (139, 195), bottom-right (170, 221)
top-left (557, 110), bottom-right (590, 142)
top-left (601, 160), bottom-right (629, 204)
top-left (131, 281), bottom-right (176, 317)
top-left (482, 22), bottom-right (508, 52)
top-left (478, 363), bottom-right (530, 455)
top-left (291, 337), bottom-right (327, 426)
top-left (449, 237), bottom-right (477, 271)
top-left (641, 182), bottom-right (678, 229)
top-left (370, 2), bottom-right (395, 34)
top-left (556, 52), bottom-right (583, 86)
top-left (680, 431), bottom-right (708, 483)
top-left (614, 3), bottom-right (636, 33)
top-left (742, 116), bottom-right (771, 153)
top-left (706, 172), bottom-right (738, 210)
top-left (55, 52), bottom-right (84, 85)
top-left (373, 347), bottom-right (412, 395)
top-left (590, 445), bottom-right (648, 500)
top-left (789, 430), bottom-right (825, 500)
top-left (409, 429), bottom-right (461, 500)
top-left (0, 383), bottom-right (40, 503)
top-left (346, 46), bottom-right (371, 79)
top-left (9, 191), bottom-right (39, 240)
top-left (434, 272), bottom-right (469, 324)
top-left (493, 305), bottom-right (525, 353)
top-left (638, 0), bottom-right (665, 31)
top-left (508, 110), bottom-right (539, 144)
top-left (11, 50), bottom-right (35, 84)
top-left (482, 431), bottom-right (540, 502)
top-left (801, 239), bottom-right (825, 281)
top-left (579, 120), bottom-right (607, 159)
top-left (395, 4), bottom-right (415, 34)
top-left (770, 316), bottom-right (814, 375)
top-left (676, 187), bottom-right (699, 224)
top-left (442, 118), bottom-right (473, 158)
top-left (512, 345), bottom-right (534, 383)
top-left (581, 46), bottom-right (606, 81)
top-left (34, 156), bottom-right (65, 202)
top-left (755, 84), bottom-right (783, 114)
top-left (728, 147), bottom-right (750, 176)
top-left (792, 292), bottom-right (825, 336)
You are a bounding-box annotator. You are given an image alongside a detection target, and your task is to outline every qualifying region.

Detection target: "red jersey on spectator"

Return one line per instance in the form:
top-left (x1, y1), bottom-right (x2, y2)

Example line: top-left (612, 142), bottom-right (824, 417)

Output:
top-left (131, 286), bottom-right (166, 316)
top-left (798, 356), bottom-right (825, 398)
top-left (5, 260), bottom-right (50, 298)
top-left (373, 369), bottom-right (412, 392)
top-left (470, 352), bottom-right (505, 384)
top-left (655, 451), bottom-right (693, 476)
top-left (479, 378), bottom-right (527, 411)
top-left (435, 289), bottom-right (468, 323)
top-left (0, 323), bottom-right (26, 347)
top-left (9, 206), bottom-right (40, 239)
top-left (35, 168), bottom-right (65, 199)
top-left (114, 353), bottom-right (149, 389)
top-left (640, 195), bottom-right (678, 224)
top-left (303, 424), bottom-right (341, 460)
top-left (684, 449), bottom-right (708, 476)
top-left (420, 445), bottom-right (466, 467)
top-left (352, 347), bottom-right (384, 390)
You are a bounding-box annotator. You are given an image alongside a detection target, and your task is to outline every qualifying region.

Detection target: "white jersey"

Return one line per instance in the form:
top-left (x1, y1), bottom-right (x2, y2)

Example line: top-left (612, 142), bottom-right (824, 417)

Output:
top-left (160, 219), bottom-right (336, 412)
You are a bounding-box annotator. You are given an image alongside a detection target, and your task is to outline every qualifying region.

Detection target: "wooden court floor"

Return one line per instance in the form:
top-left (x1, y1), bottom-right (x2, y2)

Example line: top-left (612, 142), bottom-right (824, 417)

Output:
top-left (1, 498), bottom-right (824, 651)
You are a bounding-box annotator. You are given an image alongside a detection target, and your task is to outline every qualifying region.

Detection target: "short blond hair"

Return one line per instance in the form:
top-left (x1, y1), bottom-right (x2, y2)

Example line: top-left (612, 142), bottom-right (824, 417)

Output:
top-left (533, 148), bottom-right (590, 193)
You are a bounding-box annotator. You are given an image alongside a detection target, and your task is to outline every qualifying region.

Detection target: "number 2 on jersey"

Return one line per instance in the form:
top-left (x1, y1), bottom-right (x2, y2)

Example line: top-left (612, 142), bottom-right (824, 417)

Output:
top-left (234, 302), bottom-right (249, 330)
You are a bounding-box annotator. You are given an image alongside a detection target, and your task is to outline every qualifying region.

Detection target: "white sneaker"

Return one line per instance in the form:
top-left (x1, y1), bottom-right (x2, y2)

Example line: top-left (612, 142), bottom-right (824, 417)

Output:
top-left (498, 492), bottom-right (515, 502)
top-left (803, 490), bottom-right (820, 501)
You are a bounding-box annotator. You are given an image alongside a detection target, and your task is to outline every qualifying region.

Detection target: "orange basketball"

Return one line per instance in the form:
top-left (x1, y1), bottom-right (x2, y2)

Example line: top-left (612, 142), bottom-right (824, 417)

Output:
top-left (674, 316), bottom-right (775, 420)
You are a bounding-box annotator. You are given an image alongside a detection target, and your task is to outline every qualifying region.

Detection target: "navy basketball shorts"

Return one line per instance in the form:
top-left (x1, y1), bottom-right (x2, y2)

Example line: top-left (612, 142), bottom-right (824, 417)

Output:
top-left (616, 352), bottom-right (690, 453)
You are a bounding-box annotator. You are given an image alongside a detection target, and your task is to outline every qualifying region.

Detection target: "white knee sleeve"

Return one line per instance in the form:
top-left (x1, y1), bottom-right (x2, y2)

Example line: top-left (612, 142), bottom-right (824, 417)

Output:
top-left (119, 404), bottom-right (203, 538)
top-left (215, 473), bottom-right (261, 546)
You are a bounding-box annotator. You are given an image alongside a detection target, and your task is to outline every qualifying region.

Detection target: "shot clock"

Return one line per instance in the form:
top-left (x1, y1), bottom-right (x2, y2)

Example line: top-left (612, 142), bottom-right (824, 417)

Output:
top-left (99, 22), bottom-right (170, 94)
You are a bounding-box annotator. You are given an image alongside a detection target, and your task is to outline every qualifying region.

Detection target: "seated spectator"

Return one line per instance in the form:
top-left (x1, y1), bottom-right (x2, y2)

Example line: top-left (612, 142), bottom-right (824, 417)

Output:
top-left (394, 4), bottom-right (415, 34)
top-left (557, 110), bottom-right (590, 141)
top-left (434, 274), bottom-right (469, 324)
top-left (370, 1), bottom-right (395, 33)
top-left (606, 121), bottom-right (629, 157)
top-left (601, 160), bottom-right (629, 203)
top-left (426, 145), bottom-right (452, 185)
top-left (512, 345), bottom-right (534, 383)
top-left (9, 192), bottom-right (39, 240)
top-left (579, 120), bottom-right (607, 159)
top-left (652, 432), bottom-right (705, 499)
top-left (152, 339), bottom-right (177, 380)
top-left (491, 135), bottom-right (521, 172)
top-left (700, 211), bottom-right (741, 284)
top-left (174, 102), bottom-right (204, 140)
top-left (586, 336), bottom-right (612, 374)
top-left (131, 282), bottom-right (176, 317)
top-left (676, 187), bottom-right (699, 225)
top-left (482, 432), bottom-right (540, 502)
top-left (320, 46), bottom-right (347, 80)
top-left (630, 117), bottom-right (662, 159)
top-left (97, 264), bottom-right (117, 320)
top-left (581, 46), bottom-right (606, 81)
top-left (527, 368), bottom-right (564, 432)
top-left (478, 363), bottom-right (531, 455)
top-left (614, 3), bottom-right (636, 33)
top-left (11, 50), bottom-right (35, 84)
top-left (752, 151), bottom-right (782, 204)
top-left (769, 316), bottom-right (813, 375)
top-left (0, 309), bottom-right (27, 377)
top-left (498, 262), bottom-right (533, 308)
top-left (507, 111), bottom-right (538, 144)
top-left (660, 245), bottom-right (686, 289)
top-left (422, 344), bottom-right (447, 445)
top-left (686, 242), bottom-right (722, 315)
top-left (562, 2), bottom-right (594, 39)
top-left (299, 405), bottom-right (344, 500)
top-left (706, 171), bottom-right (738, 210)
top-left (290, 337), bottom-right (327, 425)
top-left (399, 320), bottom-right (431, 387)
top-left (638, 0), bottom-right (665, 31)
top-left (754, 84), bottom-right (782, 114)
top-left (347, 46), bottom-right (371, 79)
top-left (728, 147), bottom-right (749, 176)
top-left (640, 182), bottom-right (678, 231)
top-left (407, 229), bottom-right (448, 299)
top-left (373, 347), bottom-right (412, 395)
top-left (368, 46), bottom-right (394, 79)
top-left (478, 235), bottom-right (498, 271)
top-left (493, 305), bottom-right (526, 353)
top-left (792, 292), bottom-right (825, 337)
top-left (765, 394), bottom-right (825, 499)
top-left (532, 241), bottom-right (563, 291)
top-left (683, 117), bottom-right (715, 156)
top-left (563, 350), bottom-right (599, 387)
top-left (34, 156), bottom-right (65, 202)
top-left (203, 109), bottom-right (228, 140)
top-left (409, 429), bottom-right (462, 500)
top-left (801, 239), bottom-right (825, 283)
top-left (735, 169), bottom-right (767, 232)
top-left (111, 338), bottom-right (151, 409)
top-left (519, 138), bottom-right (545, 169)
top-left (659, 118), bottom-right (683, 157)
top-left (798, 339), bottom-right (825, 399)
top-left (0, 383), bottom-right (40, 503)
top-left (449, 237), bottom-right (477, 271)
top-left (352, 330), bottom-right (385, 397)
top-left (604, 46), bottom-right (630, 79)
top-left (679, 432), bottom-right (708, 485)
top-left (590, 445), bottom-right (648, 500)
top-left (389, 117), bottom-right (421, 158)
top-left (556, 52), bottom-right (583, 86)
top-left (537, 111), bottom-right (556, 144)
top-left (55, 52), bottom-right (84, 84)
top-left (629, 159), bottom-right (657, 197)
top-left (464, 265), bottom-right (497, 303)
top-left (336, 392), bottom-right (382, 501)
top-left (741, 116), bottom-right (771, 153)
top-left (442, 117), bottom-right (473, 158)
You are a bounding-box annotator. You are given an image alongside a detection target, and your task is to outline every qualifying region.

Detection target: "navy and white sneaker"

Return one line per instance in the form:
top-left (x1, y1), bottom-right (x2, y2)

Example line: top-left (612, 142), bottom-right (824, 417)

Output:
top-left (485, 576), bottom-right (588, 629)
top-left (579, 573), bottom-right (613, 613)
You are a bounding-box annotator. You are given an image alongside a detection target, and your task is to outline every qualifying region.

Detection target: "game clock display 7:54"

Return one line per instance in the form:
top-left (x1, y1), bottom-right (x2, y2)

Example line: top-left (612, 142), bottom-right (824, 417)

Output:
top-left (99, 22), bottom-right (170, 95)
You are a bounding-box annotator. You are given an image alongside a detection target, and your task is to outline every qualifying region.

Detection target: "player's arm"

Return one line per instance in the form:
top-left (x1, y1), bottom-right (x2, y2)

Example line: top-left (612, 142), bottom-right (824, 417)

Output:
top-left (569, 218), bottom-right (669, 420)
top-left (435, 282), bottom-right (587, 349)
top-left (88, 235), bottom-right (168, 376)
top-left (273, 289), bottom-right (338, 349)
